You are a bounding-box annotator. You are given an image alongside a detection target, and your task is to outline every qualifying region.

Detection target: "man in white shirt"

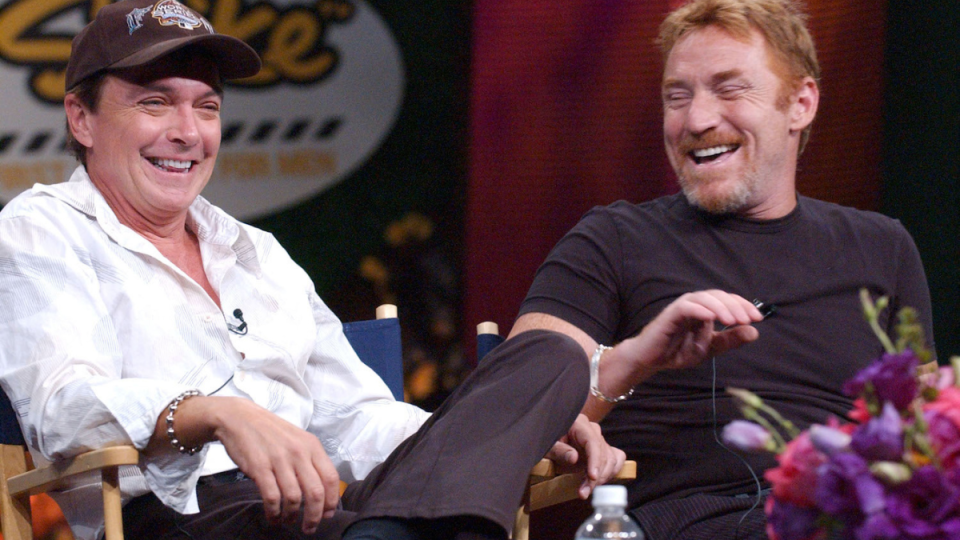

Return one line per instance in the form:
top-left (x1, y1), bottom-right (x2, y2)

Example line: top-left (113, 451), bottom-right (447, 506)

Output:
top-left (0, 1), bottom-right (624, 539)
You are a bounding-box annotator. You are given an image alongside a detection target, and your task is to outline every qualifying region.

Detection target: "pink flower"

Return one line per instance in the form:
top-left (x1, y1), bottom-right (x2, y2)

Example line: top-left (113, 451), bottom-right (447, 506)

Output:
top-left (926, 387), bottom-right (960, 425)
top-left (924, 387), bottom-right (960, 472)
top-left (934, 366), bottom-right (955, 390)
top-left (765, 431), bottom-right (827, 508)
top-left (850, 397), bottom-right (871, 424)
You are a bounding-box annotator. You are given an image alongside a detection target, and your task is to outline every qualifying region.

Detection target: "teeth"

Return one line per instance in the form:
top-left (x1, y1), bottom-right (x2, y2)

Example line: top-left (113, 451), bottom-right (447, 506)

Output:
top-left (150, 158), bottom-right (193, 171)
top-left (692, 145), bottom-right (736, 159)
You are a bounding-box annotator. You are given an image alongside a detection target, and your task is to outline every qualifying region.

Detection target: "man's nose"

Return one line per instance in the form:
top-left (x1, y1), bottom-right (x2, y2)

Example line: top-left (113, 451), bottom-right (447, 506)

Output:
top-left (168, 106), bottom-right (201, 147)
top-left (684, 92), bottom-right (721, 134)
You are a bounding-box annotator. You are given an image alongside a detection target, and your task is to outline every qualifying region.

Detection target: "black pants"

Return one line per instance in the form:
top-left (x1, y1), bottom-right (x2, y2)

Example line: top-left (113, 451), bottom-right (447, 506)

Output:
top-left (630, 492), bottom-right (769, 540)
top-left (122, 330), bottom-right (588, 540)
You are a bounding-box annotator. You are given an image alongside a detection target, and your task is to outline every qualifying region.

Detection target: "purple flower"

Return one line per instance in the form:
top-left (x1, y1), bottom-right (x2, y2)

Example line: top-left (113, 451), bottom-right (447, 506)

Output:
top-left (844, 351), bottom-right (919, 410)
top-left (885, 466), bottom-right (960, 539)
top-left (817, 452), bottom-right (886, 524)
top-left (765, 497), bottom-right (822, 540)
top-left (855, 512), bottom-right (899, 540)
top-left (850, 402), bottom-right (904, 462)
top-left (722, 420), bottom-right (774, 452)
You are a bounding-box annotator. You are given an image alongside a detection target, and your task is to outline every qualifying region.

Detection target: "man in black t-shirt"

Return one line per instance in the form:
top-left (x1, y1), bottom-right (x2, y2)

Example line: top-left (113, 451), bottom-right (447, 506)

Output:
top-left (508, 1), bottom-right (935, 539)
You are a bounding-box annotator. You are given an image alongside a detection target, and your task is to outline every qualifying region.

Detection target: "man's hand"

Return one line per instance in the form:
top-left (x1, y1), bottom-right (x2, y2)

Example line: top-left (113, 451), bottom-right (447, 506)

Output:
top-left (545, 414), bottom-right (626, 499)
top-left (619, 290), bottom-right (764, 376)
top-left (149, 396), bottom-right (339, 534)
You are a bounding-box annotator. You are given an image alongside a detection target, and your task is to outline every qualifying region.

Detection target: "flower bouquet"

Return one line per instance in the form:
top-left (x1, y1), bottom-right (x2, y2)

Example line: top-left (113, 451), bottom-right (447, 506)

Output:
top-left (722, 290), bottom-right (960, 540)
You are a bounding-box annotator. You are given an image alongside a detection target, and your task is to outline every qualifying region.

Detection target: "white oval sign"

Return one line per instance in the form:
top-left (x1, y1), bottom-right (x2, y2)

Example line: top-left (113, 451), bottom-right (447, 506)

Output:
top-left (0, 0), bottom-right (404, 220)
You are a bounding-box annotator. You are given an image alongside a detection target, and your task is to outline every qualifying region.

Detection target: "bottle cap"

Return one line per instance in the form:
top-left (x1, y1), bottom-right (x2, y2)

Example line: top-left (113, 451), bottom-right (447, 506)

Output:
top-left (592, 485), bottom-right (627, 508)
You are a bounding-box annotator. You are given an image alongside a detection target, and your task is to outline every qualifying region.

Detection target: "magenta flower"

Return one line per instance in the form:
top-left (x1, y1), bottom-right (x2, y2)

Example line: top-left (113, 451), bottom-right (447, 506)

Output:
top-left (843, 351), bottom-right (919, 410)
top-left (851, 402), bottom-right (904, 462)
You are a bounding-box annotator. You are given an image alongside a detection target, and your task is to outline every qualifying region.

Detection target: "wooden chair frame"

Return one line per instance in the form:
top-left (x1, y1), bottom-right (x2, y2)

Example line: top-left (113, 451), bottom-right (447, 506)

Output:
top-left (0, 441), bottom-right (138, 540)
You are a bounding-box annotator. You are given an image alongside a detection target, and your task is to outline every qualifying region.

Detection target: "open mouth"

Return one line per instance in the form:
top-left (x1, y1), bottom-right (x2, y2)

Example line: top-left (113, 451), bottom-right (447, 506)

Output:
top-left (148, 157), bottom-right (195, 173)
top-left (690, 144), bottom-right (739, 165)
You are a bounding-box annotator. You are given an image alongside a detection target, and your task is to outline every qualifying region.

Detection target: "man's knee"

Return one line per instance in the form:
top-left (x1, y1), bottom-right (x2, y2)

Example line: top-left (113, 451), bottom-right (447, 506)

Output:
top-left (492, 329), bottom-right (589, 393)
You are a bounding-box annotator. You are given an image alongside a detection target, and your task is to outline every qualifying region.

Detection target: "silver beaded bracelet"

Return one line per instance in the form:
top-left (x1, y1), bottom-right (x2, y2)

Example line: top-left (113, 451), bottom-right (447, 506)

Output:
top-left (166, 390), bottom-right (204, 455)
top-left (589, 344), bottom-right (635, 404)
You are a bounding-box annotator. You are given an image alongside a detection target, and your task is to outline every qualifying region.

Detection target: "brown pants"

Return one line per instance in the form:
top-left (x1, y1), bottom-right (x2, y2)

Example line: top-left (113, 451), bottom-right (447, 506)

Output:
top-left (122, 330), bottom-right (588, 540)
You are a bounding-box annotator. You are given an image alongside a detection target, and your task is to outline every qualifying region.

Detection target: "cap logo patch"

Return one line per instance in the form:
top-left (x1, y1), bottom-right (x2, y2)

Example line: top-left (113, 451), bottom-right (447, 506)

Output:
top-left (151, 0), bottom-right (213, 32)
top-left (126, 7), bottom-right (152, 35)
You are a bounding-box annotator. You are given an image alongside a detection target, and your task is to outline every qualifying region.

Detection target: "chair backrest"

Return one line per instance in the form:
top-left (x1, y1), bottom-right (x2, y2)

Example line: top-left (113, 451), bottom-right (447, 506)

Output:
top-left (343, 304), bottom-right (404, 401)
top-left (0, 390), bottom-right (25, 447)
top-left (477, 321), bottom-right (506, 362)
top-left (342, 309), bottom-right (505, 400)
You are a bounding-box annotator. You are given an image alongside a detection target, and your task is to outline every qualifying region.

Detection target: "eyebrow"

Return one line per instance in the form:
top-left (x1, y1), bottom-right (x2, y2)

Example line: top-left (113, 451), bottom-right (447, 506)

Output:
top-left (141, 81), bottom-right (224, 100)
top-left (662, 68), bottom-right (746, 91)
top-left (710, 69), bottom-right (745, 85)
top-left (661, 77), bottom-right (690, 92)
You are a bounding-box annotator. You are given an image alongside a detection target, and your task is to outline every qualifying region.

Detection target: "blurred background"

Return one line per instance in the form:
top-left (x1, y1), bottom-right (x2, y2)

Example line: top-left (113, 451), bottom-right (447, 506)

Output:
top-left (0, 0), bottom-right (957, 537)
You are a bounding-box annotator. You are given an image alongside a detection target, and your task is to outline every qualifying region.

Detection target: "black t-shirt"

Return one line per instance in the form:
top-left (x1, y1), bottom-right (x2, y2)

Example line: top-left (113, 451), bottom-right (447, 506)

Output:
top-left (519, 193), bottom-right (935, 508)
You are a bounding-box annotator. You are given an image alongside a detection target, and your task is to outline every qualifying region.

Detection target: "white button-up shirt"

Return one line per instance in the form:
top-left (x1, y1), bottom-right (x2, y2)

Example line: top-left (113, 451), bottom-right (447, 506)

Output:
top-left (0, 166), bottom-right (428, 540)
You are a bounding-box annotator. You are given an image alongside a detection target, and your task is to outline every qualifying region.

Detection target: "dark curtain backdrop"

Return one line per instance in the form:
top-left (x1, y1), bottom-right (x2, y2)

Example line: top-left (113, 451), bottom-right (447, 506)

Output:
top-left (881, 0), bottom-right (960, 361)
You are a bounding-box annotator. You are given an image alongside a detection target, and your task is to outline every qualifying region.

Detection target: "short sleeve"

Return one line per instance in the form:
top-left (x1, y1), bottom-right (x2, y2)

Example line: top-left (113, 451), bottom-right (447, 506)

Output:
top-left (519, 206), bottom-right (624, 344)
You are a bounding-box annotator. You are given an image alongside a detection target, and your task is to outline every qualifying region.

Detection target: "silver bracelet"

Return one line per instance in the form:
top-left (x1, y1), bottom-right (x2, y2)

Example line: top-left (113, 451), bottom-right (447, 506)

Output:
top-left (590, 344), bottom-right (635, 403)
top-left (166, 390), bottom-right (204, 455)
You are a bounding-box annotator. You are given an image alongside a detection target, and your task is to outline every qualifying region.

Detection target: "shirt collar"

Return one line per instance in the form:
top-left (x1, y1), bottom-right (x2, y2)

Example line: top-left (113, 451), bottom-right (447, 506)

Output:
top-left (36, 166), bottom-right (262, 275)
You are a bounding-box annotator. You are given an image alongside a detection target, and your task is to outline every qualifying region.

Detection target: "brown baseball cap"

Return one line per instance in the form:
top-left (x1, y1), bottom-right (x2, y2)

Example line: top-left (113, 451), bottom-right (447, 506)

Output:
top-left (65, 0), bottom-right (261, 91)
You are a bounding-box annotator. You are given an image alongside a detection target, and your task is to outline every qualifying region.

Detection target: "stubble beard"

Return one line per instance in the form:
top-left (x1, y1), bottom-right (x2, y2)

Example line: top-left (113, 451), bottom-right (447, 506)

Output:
top-left (677, 161), bottom-right (761, 215)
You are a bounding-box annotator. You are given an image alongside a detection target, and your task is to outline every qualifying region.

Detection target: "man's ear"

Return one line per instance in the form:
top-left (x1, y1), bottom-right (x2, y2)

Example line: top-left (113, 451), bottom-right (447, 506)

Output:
top-left (789, 76), bottom-right (819, 133)
top-left (64, 93), bottom-right (94, 149)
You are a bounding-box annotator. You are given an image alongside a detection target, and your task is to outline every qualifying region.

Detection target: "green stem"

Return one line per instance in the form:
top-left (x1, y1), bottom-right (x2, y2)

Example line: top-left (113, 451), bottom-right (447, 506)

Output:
top-left (861, 289), bottom-right (896, 354)
top-left (755, 402), bottom-right (800, 439)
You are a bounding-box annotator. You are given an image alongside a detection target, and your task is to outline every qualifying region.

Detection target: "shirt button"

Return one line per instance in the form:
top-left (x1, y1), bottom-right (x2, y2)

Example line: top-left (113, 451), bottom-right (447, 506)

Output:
top-left (203, 314), bottom-right (213, 322)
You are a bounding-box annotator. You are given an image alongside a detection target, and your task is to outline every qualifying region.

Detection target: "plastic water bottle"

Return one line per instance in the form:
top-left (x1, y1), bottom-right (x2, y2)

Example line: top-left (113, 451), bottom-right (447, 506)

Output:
top-left (574, 485), bottom-right (644, 539)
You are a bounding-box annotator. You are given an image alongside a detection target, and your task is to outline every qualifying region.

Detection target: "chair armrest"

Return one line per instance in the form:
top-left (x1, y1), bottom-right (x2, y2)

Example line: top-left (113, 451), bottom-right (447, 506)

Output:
top-left (527, 459), bottom-right (636, 512)
top-left (8, 445), bottom-right (140, 496)
top-left (529, 458), bottom-right (635, 482)
top-left (529, 458), bottom-right (556, 480)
